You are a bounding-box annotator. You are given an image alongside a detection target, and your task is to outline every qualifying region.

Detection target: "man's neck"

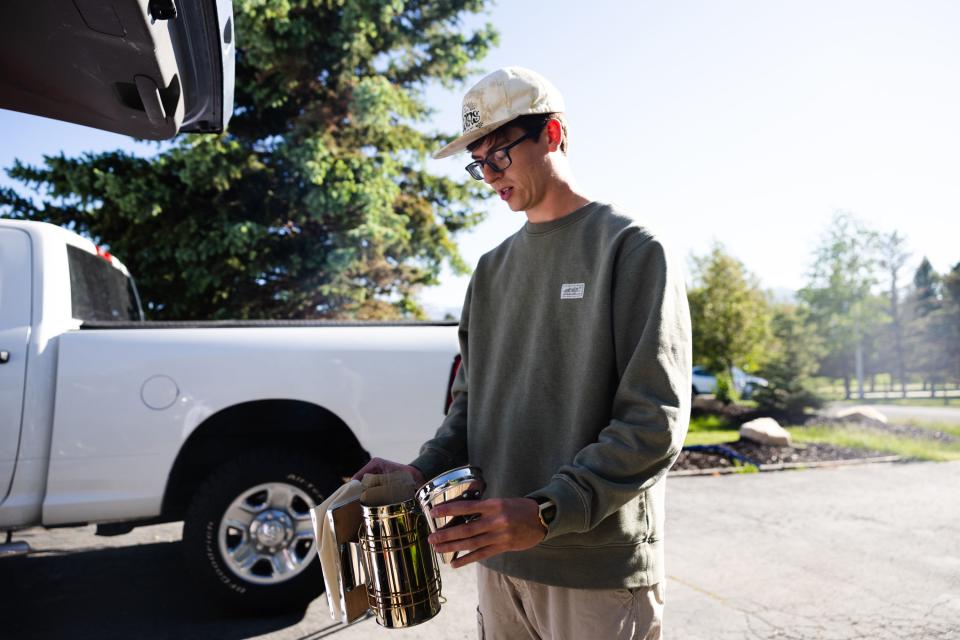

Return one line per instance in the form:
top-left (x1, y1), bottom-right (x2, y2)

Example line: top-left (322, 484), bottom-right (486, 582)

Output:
top-left (524, 182), bottom-right (591, 224)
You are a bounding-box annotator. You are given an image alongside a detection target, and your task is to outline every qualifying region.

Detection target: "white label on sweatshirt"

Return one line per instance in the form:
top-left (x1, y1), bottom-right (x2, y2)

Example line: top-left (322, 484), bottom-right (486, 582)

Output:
top-left (560, 283), bottom-right (585, 299)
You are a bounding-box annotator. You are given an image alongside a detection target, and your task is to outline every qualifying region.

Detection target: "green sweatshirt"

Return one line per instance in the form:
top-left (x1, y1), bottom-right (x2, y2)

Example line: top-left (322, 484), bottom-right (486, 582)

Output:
top-left (411, 201), bottom-right (691, 589)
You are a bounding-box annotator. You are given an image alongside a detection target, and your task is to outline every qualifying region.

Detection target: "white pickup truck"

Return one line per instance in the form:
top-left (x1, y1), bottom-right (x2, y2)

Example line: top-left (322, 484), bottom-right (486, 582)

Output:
top-left (0, 219), bottom-right (460, 609)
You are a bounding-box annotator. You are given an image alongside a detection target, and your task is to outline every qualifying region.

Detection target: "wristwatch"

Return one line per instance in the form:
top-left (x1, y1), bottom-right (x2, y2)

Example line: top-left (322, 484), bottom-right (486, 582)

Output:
top-left (535, 497), bottom-right (556, 531)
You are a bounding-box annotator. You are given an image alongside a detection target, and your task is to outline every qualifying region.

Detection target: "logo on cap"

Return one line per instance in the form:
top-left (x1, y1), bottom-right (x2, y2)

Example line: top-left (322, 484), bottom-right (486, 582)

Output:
top-left (462, 104), bottom-right (482, 133)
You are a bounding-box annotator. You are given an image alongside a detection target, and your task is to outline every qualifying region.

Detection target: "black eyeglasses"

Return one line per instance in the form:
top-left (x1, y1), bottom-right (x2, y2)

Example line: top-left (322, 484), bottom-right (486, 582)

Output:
top-left (464, 131), bottom-right (538, 180)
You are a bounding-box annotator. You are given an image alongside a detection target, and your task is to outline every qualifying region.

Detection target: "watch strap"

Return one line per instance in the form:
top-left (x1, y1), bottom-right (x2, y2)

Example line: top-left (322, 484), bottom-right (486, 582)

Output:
top-left (534, 497), bottom-right (556, 530)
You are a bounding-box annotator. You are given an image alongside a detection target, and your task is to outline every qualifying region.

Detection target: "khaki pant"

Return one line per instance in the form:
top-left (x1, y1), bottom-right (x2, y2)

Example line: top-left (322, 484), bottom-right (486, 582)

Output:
top-left (476, 564), bottom-right (664, 640)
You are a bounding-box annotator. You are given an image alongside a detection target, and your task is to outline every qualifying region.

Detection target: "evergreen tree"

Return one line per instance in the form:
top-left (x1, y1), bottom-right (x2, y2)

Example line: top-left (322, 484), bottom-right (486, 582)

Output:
top-left (753, 304), bottom-right (825, 418)
top-left (912, 257), bottom-right (942, 318)
top-left (907, 258), bottom-right (960, 394)
top-left (905, 260), bottom-right (958, 391)
top-left (944, 263), bottom-right (960, 382)
top-left (945, 262), bottom-right (960, 303)
top-left (0, 0), bottom-right (498, 320)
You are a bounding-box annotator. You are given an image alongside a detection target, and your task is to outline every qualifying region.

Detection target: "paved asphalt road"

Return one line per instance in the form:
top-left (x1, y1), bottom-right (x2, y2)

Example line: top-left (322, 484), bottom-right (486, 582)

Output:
top-left (3, 461), bottom-right (958, 639)
top-left (666, 461), bottom-right (959, 639)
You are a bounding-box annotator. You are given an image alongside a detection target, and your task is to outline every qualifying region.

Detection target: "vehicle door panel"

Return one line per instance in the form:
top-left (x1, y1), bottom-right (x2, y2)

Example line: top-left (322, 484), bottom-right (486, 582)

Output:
top-left (0, 228), bottom-right (32, 501)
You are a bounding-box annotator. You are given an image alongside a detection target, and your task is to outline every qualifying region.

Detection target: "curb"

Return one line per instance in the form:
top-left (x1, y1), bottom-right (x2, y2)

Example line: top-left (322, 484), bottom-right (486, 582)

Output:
top-left (669, 455), bottom-right (903, 477)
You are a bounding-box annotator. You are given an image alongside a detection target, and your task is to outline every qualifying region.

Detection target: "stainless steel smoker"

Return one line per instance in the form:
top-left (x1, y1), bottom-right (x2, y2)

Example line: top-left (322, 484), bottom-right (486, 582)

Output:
top-left (325, 495), bottom-right (442, 628)
top-left (320, 466), bottom-right (485, 629)
top-left (415, 465), bottom-right (486, 564)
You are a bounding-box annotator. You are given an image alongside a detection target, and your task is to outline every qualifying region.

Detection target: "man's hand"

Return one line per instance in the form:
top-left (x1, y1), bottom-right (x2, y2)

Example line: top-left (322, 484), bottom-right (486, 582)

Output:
top-left (427, 497), bottom-right (546, 569)
top-left (351, 457), bottom-right (425, 485)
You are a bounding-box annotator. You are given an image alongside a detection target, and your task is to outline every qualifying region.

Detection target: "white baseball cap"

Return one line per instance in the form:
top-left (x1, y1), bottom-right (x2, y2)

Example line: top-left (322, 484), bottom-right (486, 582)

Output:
top-left (433, 66), bottom-right (565, 159)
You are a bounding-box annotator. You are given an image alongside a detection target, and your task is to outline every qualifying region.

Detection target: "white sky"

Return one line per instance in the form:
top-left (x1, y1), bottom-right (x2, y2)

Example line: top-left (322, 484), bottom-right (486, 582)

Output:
top-left (419, 0), bottom-right (960, 315)
top-left (2, 0), bottom-right (958, 318)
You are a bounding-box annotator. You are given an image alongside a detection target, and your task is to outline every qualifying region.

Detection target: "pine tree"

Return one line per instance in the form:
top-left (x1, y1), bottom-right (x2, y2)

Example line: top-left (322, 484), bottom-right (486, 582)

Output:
top-left (1, 0), bottom-right (498, 320)
top-left (753, 304), bottom-right (825, 418)
top-left (906, 259), bottom-right (957, 393)
top-left (912, 257), bottom-right (943, 318)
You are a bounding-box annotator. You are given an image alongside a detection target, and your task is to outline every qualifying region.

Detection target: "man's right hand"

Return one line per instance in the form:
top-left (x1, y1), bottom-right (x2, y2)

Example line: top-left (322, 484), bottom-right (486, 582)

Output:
top-left (351, 457), bottom-right (425, 485)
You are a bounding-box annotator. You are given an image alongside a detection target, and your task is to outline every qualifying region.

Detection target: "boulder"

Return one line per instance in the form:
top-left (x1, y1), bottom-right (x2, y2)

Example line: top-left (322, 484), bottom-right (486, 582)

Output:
top-left (739, 417), bottom-right (792, 446)
top-left (833, 405), bottom-right (888, 424)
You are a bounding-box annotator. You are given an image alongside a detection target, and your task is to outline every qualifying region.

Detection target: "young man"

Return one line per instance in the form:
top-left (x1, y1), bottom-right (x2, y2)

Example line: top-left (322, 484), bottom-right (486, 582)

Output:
top-left (354, 67), bottom-right (691, 639)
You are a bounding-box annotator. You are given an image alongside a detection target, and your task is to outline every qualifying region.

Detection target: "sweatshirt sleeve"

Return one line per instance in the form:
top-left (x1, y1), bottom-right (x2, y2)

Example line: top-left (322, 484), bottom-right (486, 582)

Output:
top-left (409, 278), bottom-right (473, 480)
top-left (527, 236), bottom-right (692, 540)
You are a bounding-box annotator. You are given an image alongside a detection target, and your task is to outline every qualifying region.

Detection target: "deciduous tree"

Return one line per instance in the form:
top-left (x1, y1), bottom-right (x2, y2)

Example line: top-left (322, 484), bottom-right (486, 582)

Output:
top-left (877, 231), bottom-right (910, 396)
top-left (687, 243), bottom-right (773, 400)
top-left (799, 211), bottom-right (879, 399)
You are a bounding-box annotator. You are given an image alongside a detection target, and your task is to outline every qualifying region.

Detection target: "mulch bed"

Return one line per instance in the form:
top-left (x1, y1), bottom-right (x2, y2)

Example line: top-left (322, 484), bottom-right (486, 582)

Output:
top-left (672, 439), bottom-right (892, 473)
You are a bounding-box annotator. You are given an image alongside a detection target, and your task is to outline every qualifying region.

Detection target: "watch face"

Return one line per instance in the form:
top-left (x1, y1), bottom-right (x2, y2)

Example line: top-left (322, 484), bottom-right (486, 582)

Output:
top-left (538, 500), bottom-right (557, 525)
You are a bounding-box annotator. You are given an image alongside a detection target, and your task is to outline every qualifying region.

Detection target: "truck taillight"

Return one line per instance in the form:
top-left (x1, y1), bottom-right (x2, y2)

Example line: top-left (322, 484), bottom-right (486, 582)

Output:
top-left (444, 355), bottom-right (462, 414)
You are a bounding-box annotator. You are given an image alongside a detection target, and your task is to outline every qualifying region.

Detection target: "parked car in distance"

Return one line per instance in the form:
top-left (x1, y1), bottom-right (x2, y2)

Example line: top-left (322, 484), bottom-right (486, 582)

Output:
top-left (691, 365), bottom-right (768, 399)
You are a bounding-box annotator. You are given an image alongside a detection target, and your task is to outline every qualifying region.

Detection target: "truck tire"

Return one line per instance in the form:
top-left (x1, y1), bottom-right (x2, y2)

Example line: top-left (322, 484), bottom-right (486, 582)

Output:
top-left (182, 448), bottom-right (340, 611)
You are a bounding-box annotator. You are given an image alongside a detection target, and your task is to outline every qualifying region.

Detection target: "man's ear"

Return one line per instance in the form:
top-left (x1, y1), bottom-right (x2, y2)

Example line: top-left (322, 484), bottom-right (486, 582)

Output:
top-left (545, 119), bottom-right (563, 152)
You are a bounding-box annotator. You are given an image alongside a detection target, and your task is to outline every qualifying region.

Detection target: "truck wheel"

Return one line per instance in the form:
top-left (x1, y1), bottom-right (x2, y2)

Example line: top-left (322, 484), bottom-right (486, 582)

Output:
top-left (182, 448), bottom-right (340, 611)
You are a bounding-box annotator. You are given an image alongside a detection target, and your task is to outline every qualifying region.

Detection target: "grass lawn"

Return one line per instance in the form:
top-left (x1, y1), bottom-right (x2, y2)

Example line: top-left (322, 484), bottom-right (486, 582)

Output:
top-left (897, 419), bottom-right (960, 439)
top-left (685, 414), bottom-right (739, 446)
top-left (829, 397), bottom-right (959, 408)
top-left (789, 424), bottom-right (960, 462)
top-left (685, 430), bottom-right (741, 446)
top-left (684, 411), bottom-right (960, 461)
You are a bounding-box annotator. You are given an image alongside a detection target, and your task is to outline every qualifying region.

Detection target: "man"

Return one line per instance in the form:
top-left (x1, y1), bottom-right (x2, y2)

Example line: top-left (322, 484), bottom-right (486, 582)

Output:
top-left (353, 66), bottom-right (691, 639)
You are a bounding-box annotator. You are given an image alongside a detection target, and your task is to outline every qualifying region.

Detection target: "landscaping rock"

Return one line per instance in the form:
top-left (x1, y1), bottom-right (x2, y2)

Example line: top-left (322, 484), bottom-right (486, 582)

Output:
top-left (740, 417), bottom-right (792, 446)
top-left (833, 405), bottom-right (888, 423)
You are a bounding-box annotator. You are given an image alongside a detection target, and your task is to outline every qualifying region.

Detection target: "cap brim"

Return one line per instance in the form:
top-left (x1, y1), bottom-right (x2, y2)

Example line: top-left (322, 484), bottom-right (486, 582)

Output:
top-left (432, 115), bottom-right (517, 159)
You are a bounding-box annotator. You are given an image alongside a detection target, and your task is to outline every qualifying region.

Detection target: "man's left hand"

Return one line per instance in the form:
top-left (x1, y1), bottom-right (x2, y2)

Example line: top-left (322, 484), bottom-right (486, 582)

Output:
top-left (427, 497), bottom-right (546, 569)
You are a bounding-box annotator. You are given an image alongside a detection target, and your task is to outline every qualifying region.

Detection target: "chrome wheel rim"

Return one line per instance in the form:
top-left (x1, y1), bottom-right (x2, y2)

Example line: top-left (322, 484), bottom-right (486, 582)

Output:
top-left (218, 482), bottom-right (318, 585)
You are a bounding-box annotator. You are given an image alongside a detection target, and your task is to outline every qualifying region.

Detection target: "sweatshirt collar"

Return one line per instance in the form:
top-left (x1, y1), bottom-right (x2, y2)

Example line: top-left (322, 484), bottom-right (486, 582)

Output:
top-left (523, 201), bottom-right (601, 236)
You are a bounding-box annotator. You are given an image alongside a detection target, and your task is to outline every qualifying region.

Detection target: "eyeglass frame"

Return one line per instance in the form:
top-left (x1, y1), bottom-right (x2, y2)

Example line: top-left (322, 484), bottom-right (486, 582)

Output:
top-left (464, 128), bottom-right (543, 180)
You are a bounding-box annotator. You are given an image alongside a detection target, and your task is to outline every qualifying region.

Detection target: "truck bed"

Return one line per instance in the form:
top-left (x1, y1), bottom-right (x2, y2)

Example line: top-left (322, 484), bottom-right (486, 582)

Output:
top-left (80, 319), bottom-right (459, 330)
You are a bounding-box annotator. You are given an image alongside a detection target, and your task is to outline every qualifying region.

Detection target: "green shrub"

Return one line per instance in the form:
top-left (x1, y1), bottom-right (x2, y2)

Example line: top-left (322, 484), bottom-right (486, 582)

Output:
top-left (755, 305), bottom-right (825, 417)
top-left (714, 370), bottom-right (738, 404)
top-left (753, 385), bottom-right (823, 416)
